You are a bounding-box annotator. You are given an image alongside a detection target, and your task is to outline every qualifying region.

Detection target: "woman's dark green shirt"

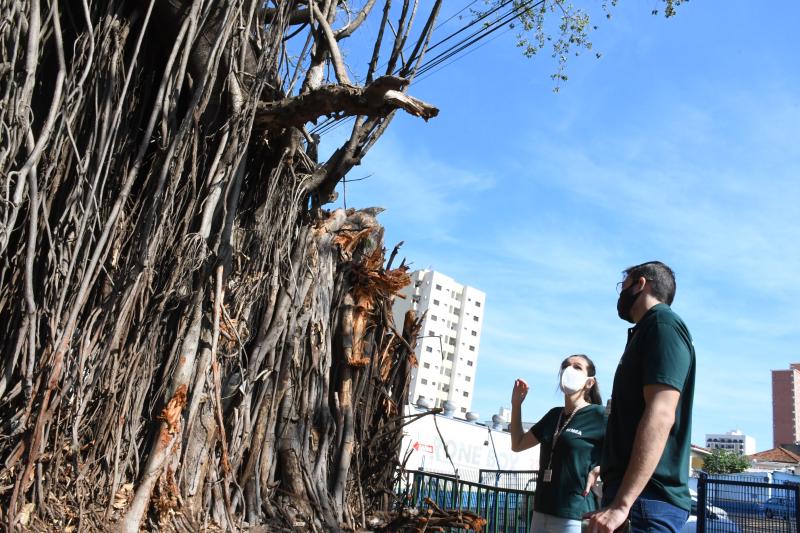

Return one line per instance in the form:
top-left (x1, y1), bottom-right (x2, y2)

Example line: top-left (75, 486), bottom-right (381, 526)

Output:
top-left (530, 404), bottom-right (606, 520)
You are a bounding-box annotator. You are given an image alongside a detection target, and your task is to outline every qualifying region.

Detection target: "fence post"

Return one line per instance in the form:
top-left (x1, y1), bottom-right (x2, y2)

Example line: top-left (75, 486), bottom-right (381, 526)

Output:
top-left (697, 471), bottom-right (707, 533)
top-left (794, 483), bottom-right (800, 531)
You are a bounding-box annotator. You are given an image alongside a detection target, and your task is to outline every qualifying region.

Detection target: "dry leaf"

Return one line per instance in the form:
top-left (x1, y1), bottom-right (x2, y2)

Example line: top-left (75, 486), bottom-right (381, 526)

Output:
top-left (158, 385), bottom-right (188, 434)
top-left (113, 483), bottom-right (134, 510)
top-left (18, 502), bottom-right (35, 526)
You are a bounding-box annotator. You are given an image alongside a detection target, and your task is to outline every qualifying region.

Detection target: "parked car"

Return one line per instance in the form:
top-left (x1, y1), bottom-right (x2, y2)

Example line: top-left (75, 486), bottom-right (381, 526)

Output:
top-left (689, 489), bottom-right (729, 520)
top-left (682, 493), bottom-right (740, 533)
top-left (759, 496), bottom-right (797, 519)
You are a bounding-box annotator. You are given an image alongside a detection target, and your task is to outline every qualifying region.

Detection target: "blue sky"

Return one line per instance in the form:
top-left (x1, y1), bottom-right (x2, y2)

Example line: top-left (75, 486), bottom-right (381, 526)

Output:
top-left (323, 1), bottom-right (800, 451)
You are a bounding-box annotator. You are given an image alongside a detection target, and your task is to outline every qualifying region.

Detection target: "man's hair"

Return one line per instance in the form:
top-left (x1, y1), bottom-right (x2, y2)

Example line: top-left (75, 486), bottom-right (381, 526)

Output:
top-left (623, 261), bottom-right (676, 305)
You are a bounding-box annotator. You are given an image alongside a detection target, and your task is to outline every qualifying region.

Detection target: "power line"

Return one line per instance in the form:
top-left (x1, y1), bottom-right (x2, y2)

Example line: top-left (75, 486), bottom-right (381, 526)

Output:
top-left (412, 19), bottom-right (517, 85)
top-left (312, 1), bottom-right (515, 135)
top-left (311, 0), bottom-right (544, 137)
top-left (415, 0), bottom-right (543, 78)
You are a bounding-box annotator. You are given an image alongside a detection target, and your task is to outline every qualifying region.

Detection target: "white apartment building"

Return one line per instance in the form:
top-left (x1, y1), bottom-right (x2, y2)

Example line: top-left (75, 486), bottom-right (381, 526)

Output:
top-left (392, 269), bottom-right (486, 416)
top-left (705, 430), bottom-right (756, 456)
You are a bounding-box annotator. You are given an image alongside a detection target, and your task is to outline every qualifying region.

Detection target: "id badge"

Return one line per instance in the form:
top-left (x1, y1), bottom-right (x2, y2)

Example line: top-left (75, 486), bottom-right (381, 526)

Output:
top-left (543, 469), bottom-right (552, 482)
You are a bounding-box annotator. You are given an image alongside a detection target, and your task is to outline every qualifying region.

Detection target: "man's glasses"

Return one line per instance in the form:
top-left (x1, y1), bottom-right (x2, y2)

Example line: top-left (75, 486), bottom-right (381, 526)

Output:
top-left (617, 278), bottom-right (650, 294)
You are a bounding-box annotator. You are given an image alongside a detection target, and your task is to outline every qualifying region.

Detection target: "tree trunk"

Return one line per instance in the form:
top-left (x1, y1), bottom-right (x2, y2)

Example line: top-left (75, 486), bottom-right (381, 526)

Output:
top-left (0, 0), bottom-right (438, 530)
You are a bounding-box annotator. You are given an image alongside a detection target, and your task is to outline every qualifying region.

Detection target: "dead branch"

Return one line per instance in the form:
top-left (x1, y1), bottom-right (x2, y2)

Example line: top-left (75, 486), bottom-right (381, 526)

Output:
top-left (255, 75), bottom-right (438, 130)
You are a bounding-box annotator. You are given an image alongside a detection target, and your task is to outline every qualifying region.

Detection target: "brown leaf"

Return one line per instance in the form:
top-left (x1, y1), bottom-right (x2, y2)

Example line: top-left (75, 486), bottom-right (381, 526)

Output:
top-left (113, 482), bottom-right (134, 510)
top-left (18, 502), bottom-right (35, 526)
top-left (158, 384), bottom-right (188, 434)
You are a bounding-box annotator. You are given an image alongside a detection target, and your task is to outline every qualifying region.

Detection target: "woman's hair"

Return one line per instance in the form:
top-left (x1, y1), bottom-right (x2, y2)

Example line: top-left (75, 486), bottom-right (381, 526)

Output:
top-left (560, 354), bottom-right (602, 405)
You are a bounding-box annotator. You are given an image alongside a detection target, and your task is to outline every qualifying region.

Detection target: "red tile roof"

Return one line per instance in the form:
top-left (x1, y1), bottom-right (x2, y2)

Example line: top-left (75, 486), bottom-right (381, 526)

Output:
top-left (748, 447), bottom-right (800, 463)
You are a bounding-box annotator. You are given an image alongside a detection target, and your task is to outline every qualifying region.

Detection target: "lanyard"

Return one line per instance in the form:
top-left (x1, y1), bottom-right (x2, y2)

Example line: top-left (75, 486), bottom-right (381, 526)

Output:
top-left (543, 405), bottom-right (584, 480)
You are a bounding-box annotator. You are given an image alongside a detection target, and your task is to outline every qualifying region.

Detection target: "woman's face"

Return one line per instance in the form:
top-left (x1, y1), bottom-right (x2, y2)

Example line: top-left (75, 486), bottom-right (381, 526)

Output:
top-left (560, 356), bottom-right (596, 393)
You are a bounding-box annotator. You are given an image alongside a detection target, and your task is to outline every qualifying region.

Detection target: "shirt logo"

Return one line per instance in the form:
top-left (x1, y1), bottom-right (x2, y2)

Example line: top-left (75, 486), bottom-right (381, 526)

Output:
top-left (565, 428), bottom-right (582, 436)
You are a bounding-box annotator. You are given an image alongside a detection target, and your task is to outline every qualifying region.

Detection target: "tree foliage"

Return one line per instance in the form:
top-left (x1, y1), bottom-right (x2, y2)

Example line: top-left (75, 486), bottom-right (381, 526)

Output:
top-left (703, 449), bottom-right (752, 475)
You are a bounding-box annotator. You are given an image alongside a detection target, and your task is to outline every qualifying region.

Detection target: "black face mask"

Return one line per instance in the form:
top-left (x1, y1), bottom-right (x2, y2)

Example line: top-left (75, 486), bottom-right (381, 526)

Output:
top-left (617, 284), bottom-right (642, 323)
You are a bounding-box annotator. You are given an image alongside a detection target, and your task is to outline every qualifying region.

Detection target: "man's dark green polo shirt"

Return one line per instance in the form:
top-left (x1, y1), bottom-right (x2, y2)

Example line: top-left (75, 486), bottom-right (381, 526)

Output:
top-left (601, 303), bottom-right (696, 511)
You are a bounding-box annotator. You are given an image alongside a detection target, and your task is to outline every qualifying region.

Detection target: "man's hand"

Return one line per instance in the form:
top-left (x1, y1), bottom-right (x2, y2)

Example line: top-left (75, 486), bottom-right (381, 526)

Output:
top-left (583, 466), bottom-right (601, 497)
top-left (511, 378), bottom-right (529, 407)
top-left (583, 505), bottom-right (629, 533)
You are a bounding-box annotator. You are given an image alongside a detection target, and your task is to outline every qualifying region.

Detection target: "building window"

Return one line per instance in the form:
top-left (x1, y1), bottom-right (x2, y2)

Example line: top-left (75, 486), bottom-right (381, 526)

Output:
top-left (471, 330), bottom-right (477, 336)
top-left (476, 301), bottom-right (481, 307)
top-left (431, 315), bottom-right (438, 321)
top-left (467, 360), bottom-right (474, 367)
top-left (425, 346), bottom-right (433, 352)
top-left (423, 362), bottom-right (430, 368)
top-left (421, 379), bottom-right (428, 385)
top-left (448, 338), bottom-right (456, 346)
top-left (442, 385), bottom-right (449, 393)
top-left (461, 407), bottom-right (467, 413)
top-left (473, 315), bottom-right (479, 322)
top-left (446, 354), bottom-right (454, 361)
top-left (469, 346), bottom-right (475, 351)
top-left (435, 284), bottom-right (442, 290)
top-left (465, 376), bottom-right (471, 382)
top-left (463, 391), bottom-right (469, 397)
top-left (444, 368), bottom-right (452, 377)
top-left (428, 330), bottom-right (434, 336)
top-left (433, 299), bottom-right (440, 306)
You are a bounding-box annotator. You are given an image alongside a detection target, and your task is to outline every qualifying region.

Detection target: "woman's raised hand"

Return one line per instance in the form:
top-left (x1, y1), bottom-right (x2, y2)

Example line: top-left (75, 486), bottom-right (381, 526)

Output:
top-left (511, 378), bottom-right (529, 406)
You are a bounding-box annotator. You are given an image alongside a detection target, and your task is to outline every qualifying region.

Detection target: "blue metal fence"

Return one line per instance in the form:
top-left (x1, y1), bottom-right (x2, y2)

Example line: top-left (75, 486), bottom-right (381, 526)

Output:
top-left (401, 469), bottom-right (800, 532)
top-left (698, 472), bottom-right (800, 533)
top-left (478, 469), bottom-right (539, 492)
top-left (399, 470), bottom-right (534, 532)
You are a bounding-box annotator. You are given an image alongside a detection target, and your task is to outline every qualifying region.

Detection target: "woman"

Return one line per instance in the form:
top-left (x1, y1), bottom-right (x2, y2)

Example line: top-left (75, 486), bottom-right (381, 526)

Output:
top-left (510, 354), bottom-right (606, 533)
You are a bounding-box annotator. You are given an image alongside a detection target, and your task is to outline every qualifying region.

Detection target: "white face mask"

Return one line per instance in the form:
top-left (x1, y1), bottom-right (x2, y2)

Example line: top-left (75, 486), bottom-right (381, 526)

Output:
top-left (560, 366), bottom-right (589, 395)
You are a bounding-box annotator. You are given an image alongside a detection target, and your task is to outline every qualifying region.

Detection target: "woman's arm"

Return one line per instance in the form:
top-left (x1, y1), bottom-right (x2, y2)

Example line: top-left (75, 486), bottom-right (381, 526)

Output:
top-left (510, 378), bottom-right (539, 452)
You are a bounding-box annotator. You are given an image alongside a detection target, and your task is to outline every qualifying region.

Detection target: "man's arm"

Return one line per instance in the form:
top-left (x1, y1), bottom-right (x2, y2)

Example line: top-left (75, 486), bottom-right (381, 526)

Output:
top-left (586, 384), bottom-right (680, 533)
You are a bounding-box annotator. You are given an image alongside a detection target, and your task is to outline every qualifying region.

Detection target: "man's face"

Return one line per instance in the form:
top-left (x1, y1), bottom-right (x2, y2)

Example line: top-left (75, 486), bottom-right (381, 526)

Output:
top-left (616, 275), bottom-right (642, 323)
top-left (616, 276), bottom-right (636, 295)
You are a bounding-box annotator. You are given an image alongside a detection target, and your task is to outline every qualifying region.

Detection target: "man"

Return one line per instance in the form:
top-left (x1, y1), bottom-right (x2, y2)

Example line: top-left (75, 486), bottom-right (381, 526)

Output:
top-left (586, 261), bottom-right (696, 533)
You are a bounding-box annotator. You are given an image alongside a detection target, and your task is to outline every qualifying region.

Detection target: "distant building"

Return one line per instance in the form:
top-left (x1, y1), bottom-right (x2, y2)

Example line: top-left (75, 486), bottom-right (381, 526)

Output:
top-left (771, 363), bottom-right (800, 447)
top-left (690, 444), bottom-right (712, 475)
top-left (705, 430), bottom-right (756, 456)
top-left (392, 269), bottom-right (485, 416)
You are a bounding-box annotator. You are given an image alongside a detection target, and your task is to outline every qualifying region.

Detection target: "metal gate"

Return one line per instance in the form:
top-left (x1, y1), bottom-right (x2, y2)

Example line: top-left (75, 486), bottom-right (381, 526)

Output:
top-left (697, 472), bottom-right (800, 533)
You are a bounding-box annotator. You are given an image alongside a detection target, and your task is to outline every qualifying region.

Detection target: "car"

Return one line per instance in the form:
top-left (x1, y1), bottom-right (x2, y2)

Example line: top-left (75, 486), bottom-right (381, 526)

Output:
top-left (681, 493), bottom-right (740, 533)
top-left (760, 496), bottom-right (797, 519)
top-left (689, 489), bottom-right (729, 520)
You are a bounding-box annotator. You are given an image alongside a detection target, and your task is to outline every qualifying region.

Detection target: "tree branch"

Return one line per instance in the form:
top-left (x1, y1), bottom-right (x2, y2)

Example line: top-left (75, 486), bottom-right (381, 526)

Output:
top-left (335, 0), bottom-right (378, 39)
top-left (310, 1), bottom-right (350, 84)
top-left (255, 75), bottom-right (437, 130)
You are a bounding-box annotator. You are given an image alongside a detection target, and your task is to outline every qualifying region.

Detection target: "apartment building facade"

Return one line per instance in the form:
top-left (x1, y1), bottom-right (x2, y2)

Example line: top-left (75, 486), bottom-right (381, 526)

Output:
top-left (772, 364), bottom-right (800, 448)
top-left (705, 430), bottom-right (756, 456)
top-left (392, 269), bottom-right (485, 416)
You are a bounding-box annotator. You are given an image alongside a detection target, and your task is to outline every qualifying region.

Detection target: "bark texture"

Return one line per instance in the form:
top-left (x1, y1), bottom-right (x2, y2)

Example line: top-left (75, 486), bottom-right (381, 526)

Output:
top-left (0, 0), bottom-right (439, 530)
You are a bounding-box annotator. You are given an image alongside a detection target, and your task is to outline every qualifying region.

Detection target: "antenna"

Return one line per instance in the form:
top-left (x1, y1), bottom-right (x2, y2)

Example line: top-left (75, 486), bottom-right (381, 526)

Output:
top-left (486, 424), bottom-right (502, 486)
